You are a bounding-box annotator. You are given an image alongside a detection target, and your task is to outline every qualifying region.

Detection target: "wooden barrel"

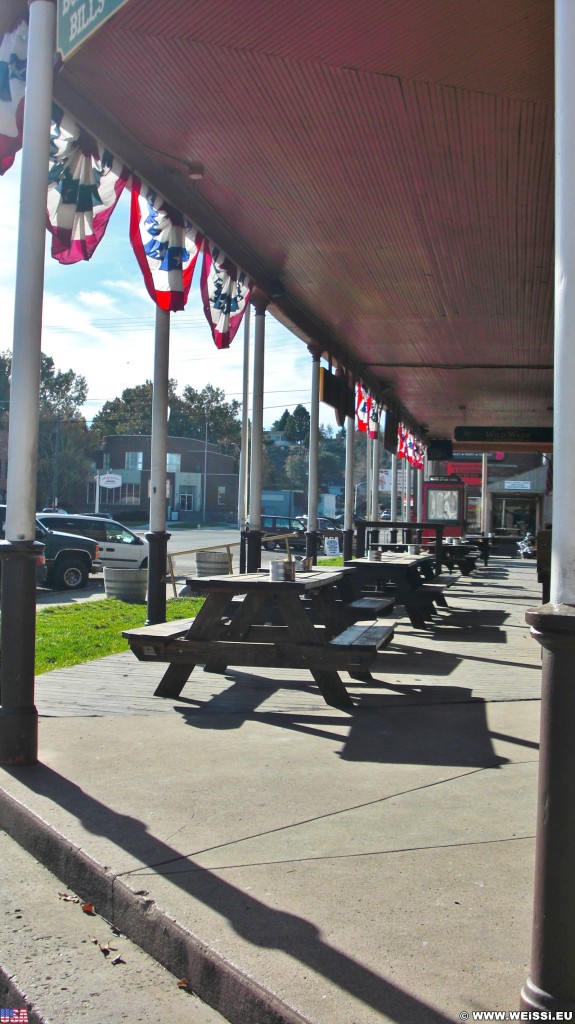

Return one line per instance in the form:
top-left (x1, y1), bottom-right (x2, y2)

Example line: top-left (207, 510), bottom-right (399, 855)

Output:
top-left (103, 567), bottom-right (147, 603)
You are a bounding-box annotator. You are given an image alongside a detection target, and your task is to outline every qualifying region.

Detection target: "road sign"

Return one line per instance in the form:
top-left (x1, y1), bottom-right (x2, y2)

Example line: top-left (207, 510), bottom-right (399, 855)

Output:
top-left (57, 0), bottom-right (131, 61)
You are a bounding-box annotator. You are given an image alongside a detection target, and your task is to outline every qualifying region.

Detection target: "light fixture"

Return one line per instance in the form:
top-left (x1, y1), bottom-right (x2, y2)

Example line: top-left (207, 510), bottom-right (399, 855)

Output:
top-left (188, 164), bottom-right (204, 180)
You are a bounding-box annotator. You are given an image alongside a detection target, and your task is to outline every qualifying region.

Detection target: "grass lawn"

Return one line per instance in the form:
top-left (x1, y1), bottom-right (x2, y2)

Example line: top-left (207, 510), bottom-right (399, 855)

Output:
top-left (35, 596), bottom-right (204, 676)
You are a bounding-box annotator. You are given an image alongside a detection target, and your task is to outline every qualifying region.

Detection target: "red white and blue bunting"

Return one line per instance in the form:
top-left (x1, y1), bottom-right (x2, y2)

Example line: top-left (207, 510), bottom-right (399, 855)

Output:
top-left (129, 177), bottom-right (203, 312)
top-left (0, 20), bottom-right (27, 175)
top-left (397, 421), bottom-right (425, 468)
top-left (47, 106), bottom-right (130, 264)
top-left (200, 241), bottom-right (253, 350)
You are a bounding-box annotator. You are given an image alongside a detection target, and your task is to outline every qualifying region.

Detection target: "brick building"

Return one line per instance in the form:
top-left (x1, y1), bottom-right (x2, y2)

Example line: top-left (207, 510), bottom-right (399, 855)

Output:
top-left (88, 435), bottom-right (239, 525)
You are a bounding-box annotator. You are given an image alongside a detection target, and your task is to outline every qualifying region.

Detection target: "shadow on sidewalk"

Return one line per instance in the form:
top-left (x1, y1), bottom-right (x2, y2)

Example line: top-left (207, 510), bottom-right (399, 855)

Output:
top-left (4, 763), bottom-right (454, 1024)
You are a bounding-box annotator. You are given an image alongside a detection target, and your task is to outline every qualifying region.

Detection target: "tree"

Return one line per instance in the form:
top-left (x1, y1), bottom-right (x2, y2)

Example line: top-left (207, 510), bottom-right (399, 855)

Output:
top-left (0, 350), bottom-right (92, 509)
top-left (90, 381), bottom-right (242, 458)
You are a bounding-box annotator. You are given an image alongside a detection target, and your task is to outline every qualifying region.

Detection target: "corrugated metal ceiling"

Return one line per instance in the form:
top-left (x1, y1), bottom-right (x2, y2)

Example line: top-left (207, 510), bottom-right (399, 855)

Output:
top-left (11, 0), bottom-right (556, 441)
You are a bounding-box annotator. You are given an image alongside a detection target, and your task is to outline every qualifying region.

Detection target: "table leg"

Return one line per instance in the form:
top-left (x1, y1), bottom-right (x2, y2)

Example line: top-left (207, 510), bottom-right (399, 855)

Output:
top-left (310, 669), bottom-right (354, 708)
top-left (154, 591), bottom-right (233, 698)
top-left (203, 591), bottom-right (272, 674)
top-left (275, 591), bottom-right (354, 708)
top-left (153, 662), bottom-right (196, 699)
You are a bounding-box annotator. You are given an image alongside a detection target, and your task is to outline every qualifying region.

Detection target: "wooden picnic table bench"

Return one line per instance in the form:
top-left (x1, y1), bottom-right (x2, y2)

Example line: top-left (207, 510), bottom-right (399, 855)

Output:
top-left (123, 569), bottom-right (397, 709)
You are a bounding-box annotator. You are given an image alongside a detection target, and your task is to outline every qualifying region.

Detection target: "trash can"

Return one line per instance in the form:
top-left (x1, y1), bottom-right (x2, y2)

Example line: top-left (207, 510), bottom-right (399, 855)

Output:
top-left (103, 567), bottom-right (147, 603)
top-left (195, 550), bottom-right (232, 576)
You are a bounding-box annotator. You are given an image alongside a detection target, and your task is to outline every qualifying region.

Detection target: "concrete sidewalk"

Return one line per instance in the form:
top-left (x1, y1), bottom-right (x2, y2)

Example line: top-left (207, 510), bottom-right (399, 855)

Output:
top-left (0, 557), bottom-right (543, 1023)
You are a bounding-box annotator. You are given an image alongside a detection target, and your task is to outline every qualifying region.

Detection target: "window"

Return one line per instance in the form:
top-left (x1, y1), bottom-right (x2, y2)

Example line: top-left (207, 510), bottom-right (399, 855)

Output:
top-left (217, 486), bottom-right (225, 506)
top-left (166, 452), bottom-right (181, 472)
top-left (180, 486), bottom-right (197, 512)
top-left (120, 483), bottom-right (140, 505)
top-left (125, 451), bottom-right (143, 470)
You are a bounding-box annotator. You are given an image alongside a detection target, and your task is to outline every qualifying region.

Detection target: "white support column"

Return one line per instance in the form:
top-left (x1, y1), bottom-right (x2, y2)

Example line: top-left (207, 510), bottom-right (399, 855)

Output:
top-left (238, 304), bottom-right (250, 528)
top-left (5, 2), bottom-right (55, 540)
top-left (370, 428), bottom-right (380, 520)
top-left (0, 0), bottom-right (56, 767)
top-left (149, 307), bottom-right (169, 535)
top-left (520, 1), bottom-right (575, 1010)
top-left (404, 459), bottom-right (411, 521)
top-left (416, 467), bottom-right (424, 523)
top-left (246, 296), bottom-right (267, 569)
top-left (365, 433), bottom-right (372, 520)
top-left (343, 413), bottom-right (355, 560)
top-left (307, 350), bottom-right (320, 532)
top-left (344, 417), bottom-right (354, 529)
top-left (145, 306), bottom-right (170, 625)
top-left (390, 455), bottom-right (398, 520)
top-left (480, 453), bottom-right (489, 534)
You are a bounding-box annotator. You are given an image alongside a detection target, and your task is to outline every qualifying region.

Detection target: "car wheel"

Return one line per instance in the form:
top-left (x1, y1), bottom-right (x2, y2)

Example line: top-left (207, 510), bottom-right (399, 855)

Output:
top-left (51, 558), bottom-right (89, 591)
top-left (263, 540), bottom-right (277, 551)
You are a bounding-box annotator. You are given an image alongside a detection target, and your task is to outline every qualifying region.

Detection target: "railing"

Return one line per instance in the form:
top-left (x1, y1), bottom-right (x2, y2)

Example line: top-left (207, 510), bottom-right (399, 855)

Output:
top-left (167, 540), bottom-right (240, 597)
top-left (355, 520), bottom-right (445, 575)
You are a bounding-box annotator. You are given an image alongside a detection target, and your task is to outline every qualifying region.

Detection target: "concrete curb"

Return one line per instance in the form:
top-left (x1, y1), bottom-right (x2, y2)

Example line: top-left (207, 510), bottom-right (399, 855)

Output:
top-left (0, 788), bottom-right (312, 1024)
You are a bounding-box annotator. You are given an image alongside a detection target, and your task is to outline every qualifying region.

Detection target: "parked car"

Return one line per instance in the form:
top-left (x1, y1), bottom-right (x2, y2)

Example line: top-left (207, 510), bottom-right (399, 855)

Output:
top-left (257, 515), bottom-right (307, 551)
top-left (0, 506), bottom-right (99, 591)
top-left (296, 515), bottom-right (342, 548)
top-left (36, 513), bottom-right (149, 571)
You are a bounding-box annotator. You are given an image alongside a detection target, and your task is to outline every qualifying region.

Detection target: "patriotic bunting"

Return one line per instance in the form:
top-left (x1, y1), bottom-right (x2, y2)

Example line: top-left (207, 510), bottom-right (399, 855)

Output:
top-left (130, 177), bottom-right (203, 311)
top-left (368, 398), bottom-right (381, 440)
top-left (397, 421), bottom-right (426, 467)
top-left (47, 106), bottom-right (130, 264)
top-left (200, 241), bottom-right (253, 349)
top-left (0, 20), bottom-right (27, 175)
top-left (356, 383), bottom-right (370, 432)
top-left (397, 422), bottom-right (407, 458)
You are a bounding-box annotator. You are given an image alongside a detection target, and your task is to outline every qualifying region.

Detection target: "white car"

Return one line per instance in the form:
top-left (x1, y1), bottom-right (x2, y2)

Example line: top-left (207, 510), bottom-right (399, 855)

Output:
top-left (36, 513), bottom-right (148, 571)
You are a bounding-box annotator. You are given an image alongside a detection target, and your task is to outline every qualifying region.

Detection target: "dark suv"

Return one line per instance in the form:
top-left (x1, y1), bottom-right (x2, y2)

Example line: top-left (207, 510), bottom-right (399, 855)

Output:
top-left (0, 506), bottom-right (99, 591)
top-left (259, 515), bottom-right (307, 551)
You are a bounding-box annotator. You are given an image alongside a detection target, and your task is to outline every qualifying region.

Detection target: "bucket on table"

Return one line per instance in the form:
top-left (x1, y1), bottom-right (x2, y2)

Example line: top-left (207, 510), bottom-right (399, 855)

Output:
top-left (103, 567), bottom-right (147, 603)
top-left (294, 555), bottom-right (313, 572)
top-left (269, 560), bottom-right (296, 581)
top-left (195, 549), bottom-right (232, 576)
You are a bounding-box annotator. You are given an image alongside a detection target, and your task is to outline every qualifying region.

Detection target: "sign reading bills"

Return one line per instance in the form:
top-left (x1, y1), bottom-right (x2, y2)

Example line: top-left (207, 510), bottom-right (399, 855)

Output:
top-left (57, 0), bottom-right (131, 60)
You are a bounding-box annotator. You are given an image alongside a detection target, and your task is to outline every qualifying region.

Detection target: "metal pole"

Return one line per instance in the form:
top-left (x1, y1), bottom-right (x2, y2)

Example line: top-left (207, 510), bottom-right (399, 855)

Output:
top-left (0, 0), bottom-right (56, 766)
top-left (480, 453), bottom-right (489, 535)
top-left (306, 351), bottom-right (320, 559)
top-left (238, 303), bottom-right (250, 528)
top-left (146, 306), bottom-right (171, 625)
top-left (521, 0), bottom-right (575, 1010)
top-left (391, 455), bottom-right (398, 521)
top-left (247, 296), bottom-right (267, 570)
top-left (370, 426), bottom-right (380, 520)
top-left (202, 410), bottom-right (208, 524)
top-left (343, 413), bottom-right (355, 560)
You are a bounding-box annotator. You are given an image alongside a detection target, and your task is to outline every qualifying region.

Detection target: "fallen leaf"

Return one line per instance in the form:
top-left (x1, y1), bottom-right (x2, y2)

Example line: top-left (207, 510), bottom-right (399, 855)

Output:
top-left (99, 943), bottom-right (117, 957)
top-left (134, 889), bottom-right (149, 896)
top-left (58, 892), bottom-right (80, 903)
top-left (111, 955), bottom-right (125, 965)
top-left (177, 978), bottom-right (194, 993)
top-left (81, 903), bottom-right (95, 915)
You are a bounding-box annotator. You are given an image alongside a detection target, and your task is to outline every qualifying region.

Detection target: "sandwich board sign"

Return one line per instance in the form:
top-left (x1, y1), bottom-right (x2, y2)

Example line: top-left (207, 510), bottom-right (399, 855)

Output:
top-left (57, 0), bottom-right (132, 61)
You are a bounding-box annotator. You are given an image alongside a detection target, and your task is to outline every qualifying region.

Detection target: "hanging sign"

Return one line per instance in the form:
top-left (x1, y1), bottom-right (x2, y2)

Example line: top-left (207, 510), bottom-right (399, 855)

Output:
top-left (57, 0), bottom-right (132, 61)
top-left (98, 473), bottom-right (122, 488)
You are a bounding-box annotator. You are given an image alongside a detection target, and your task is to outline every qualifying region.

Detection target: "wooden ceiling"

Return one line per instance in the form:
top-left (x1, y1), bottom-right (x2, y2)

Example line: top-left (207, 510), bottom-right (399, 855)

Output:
top-left (5, 0), bottom-right (554, 442)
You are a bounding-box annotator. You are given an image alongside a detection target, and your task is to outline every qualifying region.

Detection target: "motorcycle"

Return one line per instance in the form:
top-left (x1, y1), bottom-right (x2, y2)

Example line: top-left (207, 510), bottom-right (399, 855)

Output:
top-left (517, 533), bottom-right (536, 559)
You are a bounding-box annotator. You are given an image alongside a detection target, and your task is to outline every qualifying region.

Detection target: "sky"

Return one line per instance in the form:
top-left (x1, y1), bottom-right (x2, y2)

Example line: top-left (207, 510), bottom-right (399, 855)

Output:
top-left (0, 151), bottom-right (334, 432)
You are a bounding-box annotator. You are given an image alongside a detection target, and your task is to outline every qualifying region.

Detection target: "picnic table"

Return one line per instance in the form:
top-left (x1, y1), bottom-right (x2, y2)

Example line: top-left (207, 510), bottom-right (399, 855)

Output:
top-left (423, 541), bottom-right (480, 574)
top-left (344, 552), bottom-right (447, 629)
top-left (122, 569), bottom-right (396, 709)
